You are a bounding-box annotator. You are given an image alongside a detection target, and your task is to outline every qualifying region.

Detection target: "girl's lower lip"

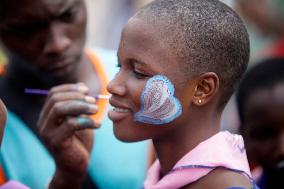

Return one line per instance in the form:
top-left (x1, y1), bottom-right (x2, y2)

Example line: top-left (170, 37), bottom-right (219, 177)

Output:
top-left (108, 108), bottom-right (131, 122)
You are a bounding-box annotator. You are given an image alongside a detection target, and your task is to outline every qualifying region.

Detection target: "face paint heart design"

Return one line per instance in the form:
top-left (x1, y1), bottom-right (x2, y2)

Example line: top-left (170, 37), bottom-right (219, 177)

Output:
top-left (134, 75), bottom-right (182, 125)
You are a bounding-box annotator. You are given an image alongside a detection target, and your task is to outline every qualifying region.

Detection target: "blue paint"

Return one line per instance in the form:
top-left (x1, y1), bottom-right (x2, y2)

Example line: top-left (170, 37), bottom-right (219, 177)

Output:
top-left (77, 117), bottom-right (91, 125)
top-left (134, 75), bottom-right (182, 125)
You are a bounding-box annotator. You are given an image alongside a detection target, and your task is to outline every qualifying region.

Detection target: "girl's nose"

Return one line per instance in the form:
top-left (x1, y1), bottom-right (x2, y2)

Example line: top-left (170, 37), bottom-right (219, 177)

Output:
top-left (107, 73), bottom-right (126, 96)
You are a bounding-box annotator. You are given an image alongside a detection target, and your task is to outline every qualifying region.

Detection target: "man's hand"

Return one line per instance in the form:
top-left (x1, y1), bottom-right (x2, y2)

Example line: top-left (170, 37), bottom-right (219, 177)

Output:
top-left (37, 83), bottom-right (100, 189)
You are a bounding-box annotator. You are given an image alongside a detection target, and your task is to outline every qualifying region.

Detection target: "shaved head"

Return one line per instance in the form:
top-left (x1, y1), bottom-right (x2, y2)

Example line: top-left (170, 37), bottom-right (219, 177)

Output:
top-left (135, 0), bottom-right (250, 107)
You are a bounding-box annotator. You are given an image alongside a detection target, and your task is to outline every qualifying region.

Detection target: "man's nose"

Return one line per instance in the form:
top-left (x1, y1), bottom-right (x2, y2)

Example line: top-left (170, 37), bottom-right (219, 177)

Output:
top-left (43, 23), bottom-right (71, 56)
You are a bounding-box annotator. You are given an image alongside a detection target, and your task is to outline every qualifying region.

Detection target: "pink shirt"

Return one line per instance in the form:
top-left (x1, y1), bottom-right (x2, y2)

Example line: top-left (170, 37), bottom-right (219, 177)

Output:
top-left (0, 181), bottom-right (30, 189)
top-left (144, 131), bottom-right (252, 189)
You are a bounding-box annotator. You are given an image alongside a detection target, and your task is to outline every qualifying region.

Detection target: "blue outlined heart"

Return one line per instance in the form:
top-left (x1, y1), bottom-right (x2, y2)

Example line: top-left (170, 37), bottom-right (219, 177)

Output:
top-left (134, 75), bottom-right (182, 125)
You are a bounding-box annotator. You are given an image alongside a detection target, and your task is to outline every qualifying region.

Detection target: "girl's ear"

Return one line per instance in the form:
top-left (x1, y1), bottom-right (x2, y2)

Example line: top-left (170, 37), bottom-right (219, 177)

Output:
top-left (192, 72), bottom-right (219, 106)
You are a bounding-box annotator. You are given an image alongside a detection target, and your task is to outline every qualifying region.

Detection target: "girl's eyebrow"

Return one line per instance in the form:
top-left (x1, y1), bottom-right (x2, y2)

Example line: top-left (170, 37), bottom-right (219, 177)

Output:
top-left (116, 53), bottom-right (147, 67)
top-left (129, 58), bottom-right (147, 67)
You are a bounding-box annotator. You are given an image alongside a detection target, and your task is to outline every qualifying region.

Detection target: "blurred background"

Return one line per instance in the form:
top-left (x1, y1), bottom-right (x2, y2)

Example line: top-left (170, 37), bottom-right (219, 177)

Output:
top-left (85, 0), bottom-right (154, 49)
top-left (84, 0), bottom-right (284, 61)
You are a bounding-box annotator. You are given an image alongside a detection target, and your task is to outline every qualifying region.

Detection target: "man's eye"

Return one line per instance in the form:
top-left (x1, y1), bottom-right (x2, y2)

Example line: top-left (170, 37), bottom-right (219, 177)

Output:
top-left (2, 24), bottom-right (43, 38)
top-left (59, 8), bottom-right (76, 22)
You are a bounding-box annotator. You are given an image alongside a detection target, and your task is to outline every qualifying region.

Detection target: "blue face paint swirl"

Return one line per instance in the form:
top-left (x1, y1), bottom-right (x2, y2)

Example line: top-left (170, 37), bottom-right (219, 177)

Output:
top-left (134, 75), bottom-right (182, 125)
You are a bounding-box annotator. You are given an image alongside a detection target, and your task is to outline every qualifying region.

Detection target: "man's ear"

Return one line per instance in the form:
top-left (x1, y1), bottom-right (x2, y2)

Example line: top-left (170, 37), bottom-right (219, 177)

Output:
top-left (192, 72), bottom-right (219, 106)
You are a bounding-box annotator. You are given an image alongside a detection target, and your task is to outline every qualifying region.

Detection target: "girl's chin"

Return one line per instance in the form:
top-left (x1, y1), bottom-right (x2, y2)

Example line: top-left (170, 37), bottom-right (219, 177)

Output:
top-left (113, 128), bottom-right (149, 143)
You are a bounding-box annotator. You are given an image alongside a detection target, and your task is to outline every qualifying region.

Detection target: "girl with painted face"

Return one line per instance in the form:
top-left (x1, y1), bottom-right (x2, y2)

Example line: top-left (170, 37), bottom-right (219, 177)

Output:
top-left (106, 0), bottom-right (259, 189)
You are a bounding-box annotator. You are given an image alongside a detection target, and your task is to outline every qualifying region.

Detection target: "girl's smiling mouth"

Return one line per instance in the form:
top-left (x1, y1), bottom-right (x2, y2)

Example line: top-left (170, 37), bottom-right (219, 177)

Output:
top-left (108, 99), bottom-right (132, 122)
top-left (113, 107), bottom-right (129, 113)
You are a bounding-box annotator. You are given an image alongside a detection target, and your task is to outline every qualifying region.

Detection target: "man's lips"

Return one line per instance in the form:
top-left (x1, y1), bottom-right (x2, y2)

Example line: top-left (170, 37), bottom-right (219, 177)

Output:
top-left (47, 61), bottom-right (73, 71)
top-left (40, 56), bottom-right (78, 71)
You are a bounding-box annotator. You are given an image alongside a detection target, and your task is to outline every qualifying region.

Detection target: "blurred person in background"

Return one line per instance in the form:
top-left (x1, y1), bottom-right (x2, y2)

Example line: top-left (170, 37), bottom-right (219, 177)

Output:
top-left (221, 0), bottom-right (284, 135)
top-left (236, 58), bottom-right (284, 189)
top-left (0, 0), bottom-right (151, 188)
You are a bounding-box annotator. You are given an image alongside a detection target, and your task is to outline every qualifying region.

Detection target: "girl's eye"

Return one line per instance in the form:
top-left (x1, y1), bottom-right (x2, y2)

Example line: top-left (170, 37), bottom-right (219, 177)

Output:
top-left (133, 70), bottom-right (149, 79)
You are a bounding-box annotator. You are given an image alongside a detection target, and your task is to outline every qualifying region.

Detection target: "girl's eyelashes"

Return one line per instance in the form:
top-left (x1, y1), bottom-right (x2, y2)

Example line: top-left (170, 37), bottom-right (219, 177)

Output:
top-left (133, 70), bottom-right (149, 79)
top-left (116, 58), bottom-right (151, 79)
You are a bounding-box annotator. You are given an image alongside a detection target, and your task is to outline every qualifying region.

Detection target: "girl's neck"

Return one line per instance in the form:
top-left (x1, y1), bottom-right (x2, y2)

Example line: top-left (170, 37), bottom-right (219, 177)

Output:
top-left (153, 110), bottom-right (221, 176)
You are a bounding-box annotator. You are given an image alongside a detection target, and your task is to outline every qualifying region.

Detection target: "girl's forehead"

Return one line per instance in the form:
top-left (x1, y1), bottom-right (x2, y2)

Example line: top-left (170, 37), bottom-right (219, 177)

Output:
top-left (119, 18), bottom-right (183, 76)
top-left (121, 18), bottom-right (165, 52)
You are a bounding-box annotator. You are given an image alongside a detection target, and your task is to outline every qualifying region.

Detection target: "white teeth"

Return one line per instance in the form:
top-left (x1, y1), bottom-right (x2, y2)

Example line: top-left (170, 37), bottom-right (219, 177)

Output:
top-left (113, 107), bottom-right (129, 113)
top-left (277, 160), bottom-right (284, 169)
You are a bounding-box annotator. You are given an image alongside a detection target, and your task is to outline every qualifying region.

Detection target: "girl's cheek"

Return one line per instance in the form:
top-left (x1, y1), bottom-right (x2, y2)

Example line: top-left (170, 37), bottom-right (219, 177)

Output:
top-left (134, 75), bottom-right (182, 125)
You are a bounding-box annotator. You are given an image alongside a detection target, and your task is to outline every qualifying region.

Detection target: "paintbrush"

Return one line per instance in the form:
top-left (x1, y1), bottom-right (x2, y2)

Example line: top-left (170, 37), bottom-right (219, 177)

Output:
top-left (24, 88), bottom-right (111, 99)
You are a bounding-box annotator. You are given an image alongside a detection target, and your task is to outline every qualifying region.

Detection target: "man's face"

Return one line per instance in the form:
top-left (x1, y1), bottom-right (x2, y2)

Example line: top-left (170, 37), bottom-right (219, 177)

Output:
top-left (0, 0), bottom-right (87, 80)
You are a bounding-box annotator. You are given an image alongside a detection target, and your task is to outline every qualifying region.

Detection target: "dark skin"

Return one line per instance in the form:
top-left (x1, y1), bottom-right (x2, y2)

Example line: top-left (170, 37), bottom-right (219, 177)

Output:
top-left (241, 83), bottom-right (284, 188)
top-left (45, 15), bottom-right (252, 189)
top-left (182, 169), bottom-right (251, 189)
top-left (38, 83), bottom-right (100, 189)
top-left (0, 0), bottom-right (101, 188)
top-left (0, 0), bottom-right (99, 87)
top-left (107, 17), bottom-right (251, 188)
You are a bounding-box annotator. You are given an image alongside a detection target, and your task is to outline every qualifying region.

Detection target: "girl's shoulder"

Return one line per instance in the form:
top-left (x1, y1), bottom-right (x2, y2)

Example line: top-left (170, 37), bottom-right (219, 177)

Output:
top-left (182, 168), bottom-right (252, 189)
